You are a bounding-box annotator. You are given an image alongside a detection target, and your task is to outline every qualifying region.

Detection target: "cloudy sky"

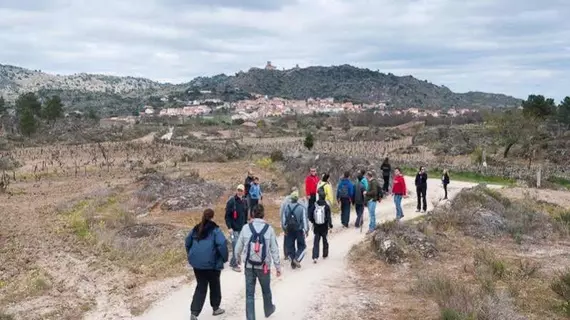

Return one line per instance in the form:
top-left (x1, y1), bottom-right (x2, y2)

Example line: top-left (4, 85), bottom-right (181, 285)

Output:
top-left (0, 0), bottom-right (569, 100)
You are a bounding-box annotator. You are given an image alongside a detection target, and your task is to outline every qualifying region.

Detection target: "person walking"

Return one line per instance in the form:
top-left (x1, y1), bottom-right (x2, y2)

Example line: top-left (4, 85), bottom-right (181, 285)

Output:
top-left (279, 187), bottom-right (297, 261)
top-left (185, 208), bottom-right (228, 320)
top-left (415, 167), bottom-right (428, 213)
top-left (308, 195), bottom-right (333, 263)
top-left (244, 170), bottom-right (255, 213)
top-left (281, 190), bottom-right (308, 269)
top-left (380, 158), bottom-right (392, 193)
top-left (364, 171), bottom-right (382, 234)
top-left (359, 169), bottom-right (369, 192)
top-left (353, 171), bottom-right (367, 229)
top-left (304, 167), bottom-right (320, 209)
top-left (225, 184), bottom-right (248, 272)
top-left (234, 204), bottom-right (281, 320)
top-left (249, 177), bottom-right (262, 216)
top-left (442, 169), bottom-right (450, 200)
top-left (392, 168), bottom-right (407, 221)
top-left (317, 173), bottom-right (334, 206)
top-left (336, 171), bottom-right (355, 228)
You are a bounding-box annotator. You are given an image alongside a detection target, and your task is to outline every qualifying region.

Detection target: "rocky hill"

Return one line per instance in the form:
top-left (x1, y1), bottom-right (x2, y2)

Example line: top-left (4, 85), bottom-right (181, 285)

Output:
top-left (0, 64), bottom-right (168, 100)
top-left (188, 65), bottom-right (521, 108)
top-left (0, 63), bottom-right (522, 112)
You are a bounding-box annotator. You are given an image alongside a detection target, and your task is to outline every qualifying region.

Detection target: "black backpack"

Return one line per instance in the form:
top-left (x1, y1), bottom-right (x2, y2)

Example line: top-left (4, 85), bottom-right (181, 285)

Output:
top-left (375, 180), bottom-right (384, 200)
top-left (285, 203), bottom-right (301, 233)
top-left (317, 184), bottom-right (327, 201)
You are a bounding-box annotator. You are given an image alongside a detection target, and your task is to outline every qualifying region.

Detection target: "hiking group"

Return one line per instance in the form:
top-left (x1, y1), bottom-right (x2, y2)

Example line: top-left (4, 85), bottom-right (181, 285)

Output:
top-left (184, 163), bottom-right (450, 320)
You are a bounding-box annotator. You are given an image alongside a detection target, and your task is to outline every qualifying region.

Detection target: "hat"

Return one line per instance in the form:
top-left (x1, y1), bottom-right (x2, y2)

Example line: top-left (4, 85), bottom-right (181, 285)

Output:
top-left (237, 184), bottom-right (245, 191)
top-left (290, 190), bottom-right (299, 200)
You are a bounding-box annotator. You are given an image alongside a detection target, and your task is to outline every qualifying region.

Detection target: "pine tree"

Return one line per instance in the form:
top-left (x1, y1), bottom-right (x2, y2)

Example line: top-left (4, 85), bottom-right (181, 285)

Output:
top-left (0, 96), bottom-right (5, 114)
top-left (43, 95), bottom-right (64, 123)
top-left (304, 132), bottom-right (314, 150)
top-left (19, 108), bottom-right (37, 136)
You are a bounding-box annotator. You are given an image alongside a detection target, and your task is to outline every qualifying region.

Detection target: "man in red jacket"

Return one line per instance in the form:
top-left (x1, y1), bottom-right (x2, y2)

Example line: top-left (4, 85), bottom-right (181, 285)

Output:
top-left (392, 168), bottom-right (407, 221)
top-left (305, 167), bottom-right (320, 210)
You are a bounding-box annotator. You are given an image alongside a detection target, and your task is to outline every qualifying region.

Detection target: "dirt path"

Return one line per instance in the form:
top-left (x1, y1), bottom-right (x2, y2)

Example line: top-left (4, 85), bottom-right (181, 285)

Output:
top-left (132, 178), bottom-right (491, 320)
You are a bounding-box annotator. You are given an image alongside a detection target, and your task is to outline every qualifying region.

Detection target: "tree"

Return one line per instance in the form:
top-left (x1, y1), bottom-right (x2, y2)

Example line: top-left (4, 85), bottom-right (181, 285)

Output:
top-left (19, 108), bottom-right (37, 136)
top-left (43, 95), bottom-right (64, 123)
top-left (304, 132), bottom-right (314, 151)
top-left (87, 108), bottom-right (99, 120)
top-left (522, 94), bottom-right (556, 120)
top-left (0, 96), bottom-right (5, 114)
top-left (15, 92), bottom-right (42, 117)
top-left (485, 109), bottom-right (538, 158)
top-left (558, 96), bottom-right (570, 126)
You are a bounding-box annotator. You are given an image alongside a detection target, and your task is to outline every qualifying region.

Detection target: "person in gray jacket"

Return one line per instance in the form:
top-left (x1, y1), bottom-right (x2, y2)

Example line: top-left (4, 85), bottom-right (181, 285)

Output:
top-left (281, 190), bottom-right (308, 269)
top-left (234, 204), bottom-right (281, 320)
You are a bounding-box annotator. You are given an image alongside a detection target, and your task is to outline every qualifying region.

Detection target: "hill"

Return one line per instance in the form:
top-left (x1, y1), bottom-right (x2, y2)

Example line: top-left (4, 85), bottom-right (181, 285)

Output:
top-left (187, 65), bottom-right (522, 108)
top-left (0, 63), bottom-right (522, 113)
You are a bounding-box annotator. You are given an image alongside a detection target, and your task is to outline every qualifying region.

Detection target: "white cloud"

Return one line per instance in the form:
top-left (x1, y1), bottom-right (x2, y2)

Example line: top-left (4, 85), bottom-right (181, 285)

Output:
top-left (0, 0), bottom-right (569, 100)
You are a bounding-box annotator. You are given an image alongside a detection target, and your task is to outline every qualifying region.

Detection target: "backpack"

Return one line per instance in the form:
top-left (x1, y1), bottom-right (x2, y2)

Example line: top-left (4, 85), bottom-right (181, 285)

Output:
top-left (317, 183), bottom-right (327, 202)
top-left (354, 180), bottom-right (364, 204)
top-left (338, 181), bottom-right (350, 199)
top-left (285, 203), bottom-right (301, 233)
top-left (245, 223), bottom-right (270, 268)
top-left (314, 204), bottom-right (326, 225)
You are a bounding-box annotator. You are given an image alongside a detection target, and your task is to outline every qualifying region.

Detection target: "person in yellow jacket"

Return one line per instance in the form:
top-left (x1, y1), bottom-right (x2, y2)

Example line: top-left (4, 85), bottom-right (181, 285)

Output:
top-left (316, 173), bottom-right (335, 207)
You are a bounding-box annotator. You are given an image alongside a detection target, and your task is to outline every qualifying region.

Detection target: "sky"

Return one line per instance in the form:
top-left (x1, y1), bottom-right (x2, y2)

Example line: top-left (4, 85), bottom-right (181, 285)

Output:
top-left (0, 0), bottom-right (569, 100)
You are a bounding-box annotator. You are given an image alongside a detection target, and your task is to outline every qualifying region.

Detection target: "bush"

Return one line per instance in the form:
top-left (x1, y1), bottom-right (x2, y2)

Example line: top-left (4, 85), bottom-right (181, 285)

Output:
top-left (256, 157), bottom-right (273, 170)
top-left (270, 150), bottom-right (284, 162)
top-left (551, 269), bottom-right (570, 316)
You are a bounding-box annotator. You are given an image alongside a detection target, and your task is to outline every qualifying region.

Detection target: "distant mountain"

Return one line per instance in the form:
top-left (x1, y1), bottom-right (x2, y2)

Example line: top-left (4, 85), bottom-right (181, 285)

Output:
top-left (187, 65), bottom-right (522, 108)
top-left (0, 63), bottom-right (522, 114)
top-left (0, 64), bottom-right (167, 100)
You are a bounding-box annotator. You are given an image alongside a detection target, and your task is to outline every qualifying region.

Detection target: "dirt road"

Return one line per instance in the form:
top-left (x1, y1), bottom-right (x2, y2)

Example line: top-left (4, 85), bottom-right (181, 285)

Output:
top-left (132, 178), bottom-right (489, 320)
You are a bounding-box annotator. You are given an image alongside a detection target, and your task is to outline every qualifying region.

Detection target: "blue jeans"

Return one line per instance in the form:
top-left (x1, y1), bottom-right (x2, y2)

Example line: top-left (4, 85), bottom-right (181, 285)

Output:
top-left (230, 231), bottom-right (240, 268)
top-left (340, 198), bottom-right (351, 226)
top-left (285, 230), bottom-right (306, 261)
top-left (245, 268), bottom-right (275, 320)
top-left (394, 195), bottom-right (403, 220)
top-left (355, 204), bottom-right (364, 227)
top-left (367, 200), bottom-right (377, 232)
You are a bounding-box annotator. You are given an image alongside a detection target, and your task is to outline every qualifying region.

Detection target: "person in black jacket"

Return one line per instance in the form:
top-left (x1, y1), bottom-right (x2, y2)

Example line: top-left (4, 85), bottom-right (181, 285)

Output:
top-left (225, 184), bottom-right (248, 272)
top-left (442, 169), bottom-right (450, 200)
top-left (415, 166), bottom-right (428, 213)
top-left (244, 170), bottom-right (255, 216)
top-left (308, 197), bottom-right (333, 263)
top-left (380, 158), bottom-right (391, 193)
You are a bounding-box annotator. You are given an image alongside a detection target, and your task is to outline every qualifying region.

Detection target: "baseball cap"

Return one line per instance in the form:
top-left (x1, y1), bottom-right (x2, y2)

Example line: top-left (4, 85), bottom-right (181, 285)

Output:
top-left (237, 184), bottom-right (245, 191)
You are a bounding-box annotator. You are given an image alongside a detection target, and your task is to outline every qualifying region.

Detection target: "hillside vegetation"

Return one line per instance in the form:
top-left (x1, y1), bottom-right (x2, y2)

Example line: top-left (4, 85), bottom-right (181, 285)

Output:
top-left (1, 64), bottom-right (521, 114)
top-left (189, 65), bottom-right (522, 108)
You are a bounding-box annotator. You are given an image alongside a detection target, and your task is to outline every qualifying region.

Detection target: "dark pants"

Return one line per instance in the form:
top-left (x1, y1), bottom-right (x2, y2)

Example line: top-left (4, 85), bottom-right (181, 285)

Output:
top-left (191, 269), bottom-right (221, 316)
top-left (443, 183), bottom-right (448, 199)
top-left (340, 198), bottom-right (351, 227)
top-left (382, 175), bottom-right (390, 192)
top-left (354, 203), bottom-right (364, 228)
top-left (245, 268), bottom-right (275, 320)
top-left (250, 198), bottom-right (259, 216)
top-left (312, 227), bottom-right (329, 259)
top-left (308, 194), bottom-right (316, 210)
top-left (286, 230), bottom-right (306, 262)
top-left (417, 186), bottom-right (427, 211)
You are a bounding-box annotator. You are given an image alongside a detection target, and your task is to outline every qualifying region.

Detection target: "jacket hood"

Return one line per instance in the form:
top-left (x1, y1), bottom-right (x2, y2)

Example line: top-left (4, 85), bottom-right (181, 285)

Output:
top-left (192, 220), bottom-right (219, 240)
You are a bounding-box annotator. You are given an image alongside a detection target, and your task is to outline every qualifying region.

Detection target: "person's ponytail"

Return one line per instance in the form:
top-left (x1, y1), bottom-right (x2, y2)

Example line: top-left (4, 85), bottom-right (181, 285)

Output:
top-left (197, 208), bottom-right (215, 238)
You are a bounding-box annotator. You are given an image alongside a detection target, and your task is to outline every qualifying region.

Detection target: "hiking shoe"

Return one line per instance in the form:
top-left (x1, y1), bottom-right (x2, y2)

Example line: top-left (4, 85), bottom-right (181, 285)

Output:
top-left (265, 305), bottom-right (276, 318)
top-left (293, 259), bottom-right (302, 268)
top-left (190, 314), bottom-right (198, 320)
top-left (366, 230), bottom-right (374, 235)
top-left (415, 209), bottom-right (420, 213)
top-left (284, 256), bottom-right (289, 261)
top-left (421, 210), bottom-right (426, 213)
top-left (313, 259), bottom-right (317, 264)
top-left (291, 261), bottom-right (297, 269)
top-left (213, 308), bottom-right (225, 316)
top-left (231, 266), bottom-right (241, 272)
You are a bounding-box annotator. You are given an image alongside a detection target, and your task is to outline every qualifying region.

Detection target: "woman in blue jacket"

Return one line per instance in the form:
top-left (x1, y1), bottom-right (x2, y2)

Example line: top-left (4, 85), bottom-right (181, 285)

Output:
top-left (185, 208), bottom-right (229, 320)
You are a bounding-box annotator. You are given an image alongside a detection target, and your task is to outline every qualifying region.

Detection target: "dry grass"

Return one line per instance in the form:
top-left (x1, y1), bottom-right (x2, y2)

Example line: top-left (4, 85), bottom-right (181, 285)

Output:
top-left (345, 188), bottom-right (570, 320)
